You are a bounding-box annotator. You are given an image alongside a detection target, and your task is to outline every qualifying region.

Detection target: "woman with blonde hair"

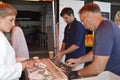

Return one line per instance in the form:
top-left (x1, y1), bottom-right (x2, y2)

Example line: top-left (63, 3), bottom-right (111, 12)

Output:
top-left (0, 2), bottom-right (34, 80)
top-left (115, 11), bottom-right (120, 28)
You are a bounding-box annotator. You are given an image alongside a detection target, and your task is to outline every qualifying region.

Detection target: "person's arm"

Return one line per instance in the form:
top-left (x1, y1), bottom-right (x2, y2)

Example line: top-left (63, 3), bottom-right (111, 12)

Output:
top-left (78, 50), bottom-right (93, 63)
top-left (66, 50), bottom-right (93, 67)
top-left (63, 44), bottom-right (79, 55)
top-left (78, 55), bottom-right (109, 77)
top-left (56, 44), bottom-right (79, 61)
top-left (60, 42), bottom-right (65, 51)
top-left (0, 32), bottom-right (34, 79)
top-left (0, 39), bottom-right (22, 79)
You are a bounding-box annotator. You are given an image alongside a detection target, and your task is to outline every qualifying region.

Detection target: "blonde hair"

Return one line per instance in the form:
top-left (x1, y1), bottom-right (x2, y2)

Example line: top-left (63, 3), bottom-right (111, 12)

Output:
top-left (0, 2), bottom-right (17, 17)
top-left (115, 11), bottom-right (120, 25)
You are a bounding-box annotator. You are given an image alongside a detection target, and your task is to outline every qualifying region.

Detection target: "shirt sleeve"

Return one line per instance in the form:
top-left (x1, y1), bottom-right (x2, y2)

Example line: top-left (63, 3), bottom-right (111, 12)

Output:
top-left (73, 22), bottom-right (86, 47)
top-left (0, 39), bottom-right (22, 79)
top-left (94, 21), bottom-right (114, 56)
top-left (11, 27), bottom-right (29, 59)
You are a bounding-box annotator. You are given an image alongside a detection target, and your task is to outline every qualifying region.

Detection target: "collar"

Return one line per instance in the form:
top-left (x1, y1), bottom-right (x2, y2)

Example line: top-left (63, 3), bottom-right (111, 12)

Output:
top-left (68, 18), bottom-right (76, 26)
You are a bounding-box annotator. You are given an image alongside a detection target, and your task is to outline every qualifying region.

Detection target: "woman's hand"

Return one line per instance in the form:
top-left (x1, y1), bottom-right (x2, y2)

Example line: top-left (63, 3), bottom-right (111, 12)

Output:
top-left (21, 59), bottom-right (35, 70)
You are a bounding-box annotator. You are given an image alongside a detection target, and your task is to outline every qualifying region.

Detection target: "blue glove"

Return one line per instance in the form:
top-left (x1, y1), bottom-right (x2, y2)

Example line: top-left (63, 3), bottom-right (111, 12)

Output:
top-left (67, 71), bottom-right (81, 80)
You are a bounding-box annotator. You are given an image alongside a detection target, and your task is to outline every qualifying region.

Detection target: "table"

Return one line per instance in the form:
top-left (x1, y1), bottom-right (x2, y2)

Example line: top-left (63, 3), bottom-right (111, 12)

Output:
top-left (25, 58), bottom-right (68, 80)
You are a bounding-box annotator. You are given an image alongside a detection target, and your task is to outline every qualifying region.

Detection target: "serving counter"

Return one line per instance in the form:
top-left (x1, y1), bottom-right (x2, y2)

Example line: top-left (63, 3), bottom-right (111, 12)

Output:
top-left (23, 58), bottom-right (120, 80)
top-left (25, 58), bottom-right (68, 80)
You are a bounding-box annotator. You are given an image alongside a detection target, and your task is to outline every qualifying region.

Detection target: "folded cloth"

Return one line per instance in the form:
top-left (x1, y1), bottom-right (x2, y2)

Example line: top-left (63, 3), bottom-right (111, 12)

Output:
top-left (67, 71), bottom-right (81, 80)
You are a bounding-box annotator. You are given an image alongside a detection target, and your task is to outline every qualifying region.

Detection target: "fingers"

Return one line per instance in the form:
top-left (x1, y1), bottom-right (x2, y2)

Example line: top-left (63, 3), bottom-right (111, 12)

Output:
top-left (25, 60), bottom-right (35, 68)
top-left (66, 58), bottom-right (74, 63)
top-left (54, 52), bottom-right (63, 61)
top-left (66, 58), bottom-right (75, 64)
top-left (66, 63), bottom-right (75, 67)
top-left (66, 58), bottom-right (77, 67)
top-left (54, 55), bottom-right (58, 59)
top-left (55, 56), bottom-right (62, 61)
top-left (21, 58), bottom-right (39, 69)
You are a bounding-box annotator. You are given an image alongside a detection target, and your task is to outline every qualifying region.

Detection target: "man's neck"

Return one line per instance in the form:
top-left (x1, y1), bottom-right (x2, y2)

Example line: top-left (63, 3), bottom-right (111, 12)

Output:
top-left (69, 17), bottom-right (75, 24)
top-left (95, 16), bottom-right (104, 30)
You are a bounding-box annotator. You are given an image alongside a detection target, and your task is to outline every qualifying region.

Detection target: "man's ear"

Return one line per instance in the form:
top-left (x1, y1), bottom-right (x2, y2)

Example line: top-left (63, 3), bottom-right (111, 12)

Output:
top-left (70, 13), bottom-right (74, 17)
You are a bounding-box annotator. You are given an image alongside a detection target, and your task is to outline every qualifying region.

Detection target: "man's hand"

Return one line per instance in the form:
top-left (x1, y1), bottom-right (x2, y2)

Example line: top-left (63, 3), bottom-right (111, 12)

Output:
top-left (66, 58), bottom-right (81, 67)
top-left (55, 51), bottom-right (64, 61)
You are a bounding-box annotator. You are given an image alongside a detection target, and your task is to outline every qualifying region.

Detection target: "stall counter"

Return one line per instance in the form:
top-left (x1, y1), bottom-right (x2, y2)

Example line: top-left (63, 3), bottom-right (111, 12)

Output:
top-left (25, 58), bottom-right (68, 80)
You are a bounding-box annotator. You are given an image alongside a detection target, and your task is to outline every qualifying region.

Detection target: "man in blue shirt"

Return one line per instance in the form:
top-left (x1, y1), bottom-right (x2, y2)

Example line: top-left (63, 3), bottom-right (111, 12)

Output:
top-left (56, 7), bottom-right (86, 62)
top-left (66, 3), bottom-right (120, 79)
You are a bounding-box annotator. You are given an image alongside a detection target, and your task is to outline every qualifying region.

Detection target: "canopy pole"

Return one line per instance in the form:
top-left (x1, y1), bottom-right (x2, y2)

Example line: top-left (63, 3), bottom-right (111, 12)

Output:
top-left (52, 0), bottom-right (57, 54)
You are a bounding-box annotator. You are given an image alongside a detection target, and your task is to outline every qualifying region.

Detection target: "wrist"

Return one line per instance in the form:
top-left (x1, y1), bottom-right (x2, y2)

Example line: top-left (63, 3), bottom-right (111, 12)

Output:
top-left (78, 57), bottom-right (82, 64)
top-left (78, 71), bottom-right (82, 78)
top-left (68, 71), bottom-right (81, 79)
top-left (63, 50), bottom-right (66, 55)
top-left (75, 71), bottom-right (81, 79)
top-left (75, 71), bottom-right (80, 77)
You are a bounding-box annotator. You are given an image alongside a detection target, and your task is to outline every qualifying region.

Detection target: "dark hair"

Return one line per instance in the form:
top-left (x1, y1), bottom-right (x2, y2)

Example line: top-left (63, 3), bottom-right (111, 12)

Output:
top-left (60, 7), bottom-right (74, 17)
top-left (79, 3), bottom-right (101, 14)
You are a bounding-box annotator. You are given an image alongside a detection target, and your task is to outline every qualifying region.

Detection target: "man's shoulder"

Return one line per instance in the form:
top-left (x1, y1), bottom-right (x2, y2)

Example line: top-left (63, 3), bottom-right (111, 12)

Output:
top-left (100, 20), bottom-right (119, 32)
top-left (72, 20), bottom-right (83, 27)
top-left (74, 19), bottom-right (82, 23)
top-left (101, 20), bottom-right (113, 26)
top-left (98, 20), bottom-right (113, 30)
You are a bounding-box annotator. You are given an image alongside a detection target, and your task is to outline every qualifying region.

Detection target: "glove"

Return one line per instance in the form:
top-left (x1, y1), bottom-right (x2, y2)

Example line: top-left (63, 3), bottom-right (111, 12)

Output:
top-left (67, 71), bottom-right (81, 80)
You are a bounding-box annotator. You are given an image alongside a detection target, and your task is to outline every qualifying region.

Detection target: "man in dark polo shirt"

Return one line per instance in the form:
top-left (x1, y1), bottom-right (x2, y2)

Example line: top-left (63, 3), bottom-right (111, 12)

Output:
top-left (55, 7), bottom-right (86, 62)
